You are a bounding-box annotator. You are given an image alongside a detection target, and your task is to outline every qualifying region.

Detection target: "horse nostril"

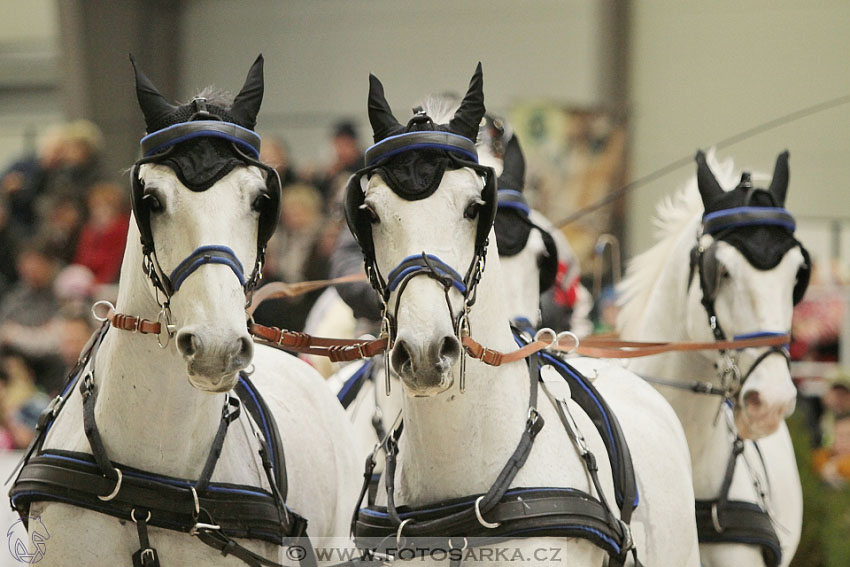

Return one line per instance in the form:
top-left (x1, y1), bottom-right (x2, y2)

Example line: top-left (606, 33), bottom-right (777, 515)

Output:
top-left (743, 391), bottom-right (762, 411)
top-left (232, 336), bottom-right (254, 366)
top-left (391, 339), bottom-right (414, 376)
top-left (438, 335), bottom-right (461, 365)
top-left (176, 332), bottom-right (201, 358)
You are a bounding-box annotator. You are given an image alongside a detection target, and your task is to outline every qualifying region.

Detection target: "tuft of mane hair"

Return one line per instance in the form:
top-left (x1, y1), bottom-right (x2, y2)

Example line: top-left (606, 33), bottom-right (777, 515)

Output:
top-left (616, 149), bottom-right (751, 335)
top-left (183, 86), bottom-right (234, 108)
top-left (418, 94), bottom-right (461, 126)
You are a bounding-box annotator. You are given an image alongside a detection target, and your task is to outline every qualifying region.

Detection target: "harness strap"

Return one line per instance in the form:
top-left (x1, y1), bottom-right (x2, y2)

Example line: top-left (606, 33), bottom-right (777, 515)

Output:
top-left (195, 396), bottom-right (241, 493)
top-left (695, 500), bottom-right (781, 567)
top-left (194, 529), bottom-right (316, 567)
top-left (355, 488), bottom-right (625, 558)
top-left (132, 508), bottom-right (160, 567)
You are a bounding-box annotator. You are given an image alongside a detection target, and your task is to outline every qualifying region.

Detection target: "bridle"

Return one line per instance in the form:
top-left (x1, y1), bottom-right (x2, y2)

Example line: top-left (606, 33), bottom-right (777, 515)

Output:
top-left (344, 119), bottom-right (498, 393)
top-left (130, 98), bottom-right (282, 344)
top-left (685, 187), bottom-right (810, 404)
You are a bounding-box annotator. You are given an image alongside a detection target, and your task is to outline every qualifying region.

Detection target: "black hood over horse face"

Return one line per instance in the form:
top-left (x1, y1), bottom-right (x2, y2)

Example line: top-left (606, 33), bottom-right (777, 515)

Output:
top-left (696, 150), bottom-right (796, 270)
top-left (694, 150), bottom-right (810, 306)
top-left (132, 54), bottom-right (265, 191)
top-left (365, 63), bottom-right (485, 201)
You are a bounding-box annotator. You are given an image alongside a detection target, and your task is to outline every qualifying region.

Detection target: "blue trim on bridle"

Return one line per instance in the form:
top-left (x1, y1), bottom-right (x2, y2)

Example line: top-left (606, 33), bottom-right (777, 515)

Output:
top-left (140, 121), bottom-right (261, 159)
top-left (237, 376), bottom-right (275, 470)
top-left (386, 254), bottom-right (467, 294)
top-left (702, 207), bottom-right (796, 234)
top-left (169, 245), bottom-right (247, 292)
top-left (365, 132), bottom-right (479, 166)
top-left (497, 189), bottom-right (531, 215)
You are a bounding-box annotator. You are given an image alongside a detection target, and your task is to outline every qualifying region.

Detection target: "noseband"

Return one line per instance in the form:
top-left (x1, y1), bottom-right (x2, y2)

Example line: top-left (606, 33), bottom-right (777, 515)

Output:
top-left (690, 196), bottom-right (807, 400)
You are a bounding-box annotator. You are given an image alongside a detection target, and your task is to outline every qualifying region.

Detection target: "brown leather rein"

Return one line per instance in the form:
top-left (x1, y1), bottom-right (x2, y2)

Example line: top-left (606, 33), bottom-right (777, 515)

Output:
top-left (102, 304), bottom-right (789, 366)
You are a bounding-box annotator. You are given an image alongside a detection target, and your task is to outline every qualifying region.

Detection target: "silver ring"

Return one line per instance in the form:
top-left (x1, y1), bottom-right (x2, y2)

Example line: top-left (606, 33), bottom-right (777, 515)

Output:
top-left (98, 468), bottom-right (123, 501)
top-left (474, 496), bottom-right (501, 529)
top-left (534, 327), bottom-right (557, 349)
top-left (191, 486), bottom-right (200, 517)
top-left (396, 518), bottom-right (412, 547)
top-left (131, 507), bottom-right (151, 524)
top-left (555, 331), bottom-right (580, 354)
top-left (91, 300), bottom-right (115, 322)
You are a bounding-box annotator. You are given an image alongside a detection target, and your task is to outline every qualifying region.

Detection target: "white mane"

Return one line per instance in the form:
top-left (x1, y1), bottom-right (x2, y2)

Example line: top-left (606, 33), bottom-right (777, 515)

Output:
top-left (418, 94), bottom-right (460, 124)
top-left (616, 150), bottom-right (743, 334)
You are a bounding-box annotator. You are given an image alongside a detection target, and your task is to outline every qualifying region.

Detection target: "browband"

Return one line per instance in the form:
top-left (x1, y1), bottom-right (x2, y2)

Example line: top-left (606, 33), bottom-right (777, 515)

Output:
top-left (140, 120), bottom-right (262, 159)
top-left (497, 189), bottom-right (531, 215)
top-left (702, 207), bottom-right (796, 235)
top-left (365, 131), bottom-right (478, 166)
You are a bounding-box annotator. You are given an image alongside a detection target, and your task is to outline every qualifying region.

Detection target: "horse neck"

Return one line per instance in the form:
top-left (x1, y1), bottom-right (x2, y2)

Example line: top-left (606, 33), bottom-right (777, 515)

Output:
top-left (399, 241), bottom-right (532, 502)
top-left (621, 225), bottom-right (726, 462)
top-left (90, 233), bottom-right (225, 477)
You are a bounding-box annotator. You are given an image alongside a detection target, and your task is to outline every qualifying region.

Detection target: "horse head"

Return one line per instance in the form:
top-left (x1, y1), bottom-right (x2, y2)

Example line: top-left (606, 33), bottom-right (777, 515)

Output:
top-left (129, 55), bottom-right (280, 392)
top-left (689, 150), bottom-right (809, 438)
top-left (344, 64), bottom-right (498, 396)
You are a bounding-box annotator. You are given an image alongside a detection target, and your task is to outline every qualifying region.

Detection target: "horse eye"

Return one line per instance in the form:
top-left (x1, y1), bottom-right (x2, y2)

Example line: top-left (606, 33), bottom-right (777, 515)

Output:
top-left (464, 200), bottom-right (484, 220)
top-left (359, 203), bottom-right (380, 224)
top-left (142, 192), bottom-right (163, 213)
top-left (252, 192), bottom-right (270, 212)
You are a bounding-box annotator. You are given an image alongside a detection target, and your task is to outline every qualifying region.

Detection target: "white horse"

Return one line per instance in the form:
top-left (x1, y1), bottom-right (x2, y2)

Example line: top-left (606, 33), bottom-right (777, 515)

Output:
top-left (344, 66), bottom-right (699, 566)
top-left (11, 56), bottom-right (359, 566)
top-left (617, 150), bottom-right (803, 566)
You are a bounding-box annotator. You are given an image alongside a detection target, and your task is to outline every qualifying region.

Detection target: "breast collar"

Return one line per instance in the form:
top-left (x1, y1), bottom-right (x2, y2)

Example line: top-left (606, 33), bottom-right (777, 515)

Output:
top-left (350, 327), bottom-right (642, 567)
top-left (8, 324), bottom-right (316, 567)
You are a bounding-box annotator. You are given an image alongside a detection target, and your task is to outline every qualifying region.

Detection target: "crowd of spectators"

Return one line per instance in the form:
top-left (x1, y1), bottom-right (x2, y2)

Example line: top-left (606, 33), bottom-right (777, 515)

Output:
top-left (0, 118), bottom-right (364, 449)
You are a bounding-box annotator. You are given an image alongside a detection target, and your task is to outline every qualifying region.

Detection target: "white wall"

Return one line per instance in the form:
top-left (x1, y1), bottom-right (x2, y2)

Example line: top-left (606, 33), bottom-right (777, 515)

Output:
top-left (628, 1), bottom-right (850, 262)
top-left (179, 0), bottom-right (613, 168)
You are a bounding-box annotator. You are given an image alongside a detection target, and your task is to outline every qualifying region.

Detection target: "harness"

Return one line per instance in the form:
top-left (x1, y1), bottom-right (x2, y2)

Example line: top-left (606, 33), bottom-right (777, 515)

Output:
top-left (8, 325), bottom-right (313, 567)
top-left (350, 331), bottom-right (641, 566)
top-left (675, 185), bottom-right (809, 566)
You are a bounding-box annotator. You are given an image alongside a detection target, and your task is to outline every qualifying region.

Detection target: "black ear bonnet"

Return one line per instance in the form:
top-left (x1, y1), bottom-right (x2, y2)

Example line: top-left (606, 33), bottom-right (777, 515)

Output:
top-left (130, 54), bottom-right (280, 258)
top-left (490, 133), bottom-right (558, 292)
top-left (690, 150), bottom-right (810, 306)
top-left (344, 64), bottom-right (496, 268)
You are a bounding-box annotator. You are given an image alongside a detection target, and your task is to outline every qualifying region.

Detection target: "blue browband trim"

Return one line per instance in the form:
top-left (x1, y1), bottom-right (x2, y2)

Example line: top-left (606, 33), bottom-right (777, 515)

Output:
top-left (386, 254), bottom-right (467, 294)
top-left (140, 121), bottom-right (261, 159)
top-left (497, 189), bottom-right (531, 215)
top-left (702, 207), bottom-right (796, 235)
top-left (365, 131), bottom-right (479, 166)
top-left (169, 245), bottom-right (247, 292)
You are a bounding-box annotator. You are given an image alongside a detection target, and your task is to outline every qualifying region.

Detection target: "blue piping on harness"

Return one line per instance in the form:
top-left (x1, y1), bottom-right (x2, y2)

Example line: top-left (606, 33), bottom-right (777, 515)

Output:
top-left (140, 121), bottom-right (261, 159)
top-left (386, 254), bottom-right (467, 294)
top-left (337, 360), bottom-right (375, 409)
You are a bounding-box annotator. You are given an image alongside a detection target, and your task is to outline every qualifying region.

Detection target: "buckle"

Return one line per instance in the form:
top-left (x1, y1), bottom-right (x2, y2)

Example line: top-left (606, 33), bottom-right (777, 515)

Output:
top-left (189, 522), bottom-right (221, 536)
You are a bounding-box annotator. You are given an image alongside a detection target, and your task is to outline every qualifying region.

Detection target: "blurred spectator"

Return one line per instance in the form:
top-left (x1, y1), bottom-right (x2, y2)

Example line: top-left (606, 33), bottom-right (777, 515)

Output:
top-left (0, 125), bottom-right (65, 234)
top-left (259, 134), bottom-right (300, 187)
top-left (36, 195), bottom-right (84, 265)
top-left (71, 181), bottom-right (130, 284)
top-left (307, 120), bottom-right (364, 204)
top-left (0, 240), bottom-right (61, 357)
top-left (0, 345), bottom-right (49, 449)
top-left (813, 412), bottom-right (850, 489)
top-left (266, 183), bottom-right (327, 284)
top-left (0, 196), bottom-right (20, 297)
top-left (49, 120), bottom-right (106, 204)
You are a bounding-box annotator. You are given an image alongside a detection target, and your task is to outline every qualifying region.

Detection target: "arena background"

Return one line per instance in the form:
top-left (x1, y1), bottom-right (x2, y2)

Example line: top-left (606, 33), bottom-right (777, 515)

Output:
top-left (1, 2), bottom-right (849, 565)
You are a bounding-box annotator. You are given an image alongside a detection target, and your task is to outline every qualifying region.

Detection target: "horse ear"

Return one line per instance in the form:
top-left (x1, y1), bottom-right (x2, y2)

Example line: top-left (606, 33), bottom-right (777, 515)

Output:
top-left (368, 73), bottom-right (402, 143)
top-left (768, 150), bottom-right (790, 206)
top-left (229, 54), bottom-right (264, 129)
top-left (130, 54), bottom-right (178, 132)
top-left (498, 135), bottom-right (525, 191)
top-left (695, 150), bottom-right (725, 206)
top-left (448, 62), bottom-right (485, 142)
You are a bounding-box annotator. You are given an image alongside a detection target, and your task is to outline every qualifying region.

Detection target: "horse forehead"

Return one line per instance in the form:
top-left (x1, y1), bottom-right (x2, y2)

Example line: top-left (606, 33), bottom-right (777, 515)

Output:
top-left (144, 163), bottom-right (261, 200)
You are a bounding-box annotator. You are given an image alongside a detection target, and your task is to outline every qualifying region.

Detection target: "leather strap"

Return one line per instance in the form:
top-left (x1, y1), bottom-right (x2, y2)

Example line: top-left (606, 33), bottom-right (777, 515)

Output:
top-left (695, 499), bottom-right (781, 567)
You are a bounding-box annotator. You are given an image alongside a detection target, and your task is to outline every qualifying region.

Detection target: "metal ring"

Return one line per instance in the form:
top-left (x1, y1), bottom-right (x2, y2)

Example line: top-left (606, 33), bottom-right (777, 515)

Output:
top-left (533, 327), bottom-right (557, 349)
top-left (711, 502), bottom-right (724, 534)
top-left (91, 300), bottom-right (115, 322)
top-left (474, 496), bottom-right (501, 529)
top-left (156, 308), bottom-right (174, 349)
top-left (448, 536), bottom-right (468, 551)
top-left (555, 331), bottom-right (580, 354)
top-left (131, 507), bottom-right (151, 524)
top-left (190, 486), bottom-right (200, 518)
top-left (396, 518), bottom-right (412, 547)
top-left (98, 468), bottom-right (123, 501)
